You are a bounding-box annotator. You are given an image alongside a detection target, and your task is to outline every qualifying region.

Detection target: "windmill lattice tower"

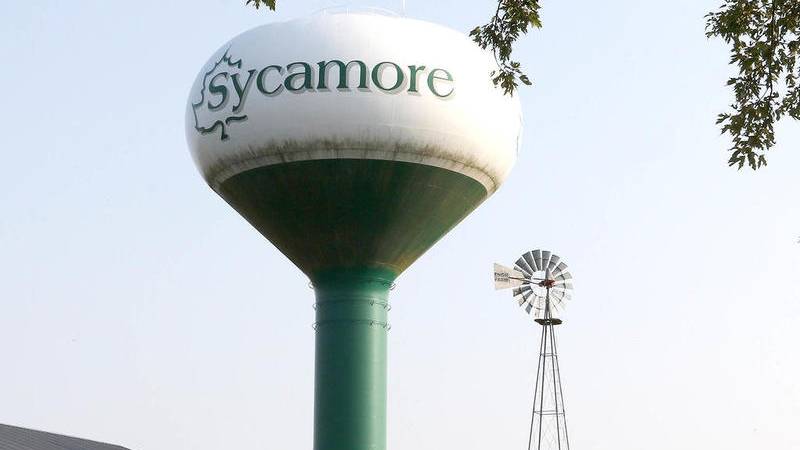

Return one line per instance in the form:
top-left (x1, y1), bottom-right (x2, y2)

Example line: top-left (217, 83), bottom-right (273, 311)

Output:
top-left (494, 249), bottom-right (573, 450)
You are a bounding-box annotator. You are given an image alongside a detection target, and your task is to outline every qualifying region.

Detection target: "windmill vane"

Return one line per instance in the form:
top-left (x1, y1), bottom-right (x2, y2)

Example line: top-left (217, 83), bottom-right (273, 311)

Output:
top-left (493, 249), bottom-right (574, 450)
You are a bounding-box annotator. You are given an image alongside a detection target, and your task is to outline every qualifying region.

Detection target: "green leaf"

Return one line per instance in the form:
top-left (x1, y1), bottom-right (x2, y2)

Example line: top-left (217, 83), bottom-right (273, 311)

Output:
top-left (471, 0), bottom-right (542, 96)
top-left (245, 0), bottom-right (276, 11)
top-left (706, 0), bottom-right (800, 170)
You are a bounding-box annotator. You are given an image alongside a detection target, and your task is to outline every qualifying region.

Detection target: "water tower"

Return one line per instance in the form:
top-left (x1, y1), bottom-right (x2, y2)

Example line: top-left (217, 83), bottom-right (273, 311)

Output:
top-left (186, 10), bottom-right (522, 450)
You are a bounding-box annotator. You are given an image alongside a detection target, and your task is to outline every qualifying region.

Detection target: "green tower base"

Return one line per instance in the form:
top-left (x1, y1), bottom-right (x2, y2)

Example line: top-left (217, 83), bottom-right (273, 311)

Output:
top-left (313, 268), bottom-right (394, 450)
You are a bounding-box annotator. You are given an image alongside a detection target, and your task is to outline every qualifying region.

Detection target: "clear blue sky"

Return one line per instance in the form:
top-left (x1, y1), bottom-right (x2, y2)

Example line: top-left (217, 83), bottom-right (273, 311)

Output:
top-left (1, 1), bottom-right (799, 449)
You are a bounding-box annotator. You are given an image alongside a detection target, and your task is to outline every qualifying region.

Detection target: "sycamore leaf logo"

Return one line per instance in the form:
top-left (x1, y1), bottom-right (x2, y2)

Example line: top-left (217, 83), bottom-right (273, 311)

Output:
top-left (191, 49), bottom-right (249, 141)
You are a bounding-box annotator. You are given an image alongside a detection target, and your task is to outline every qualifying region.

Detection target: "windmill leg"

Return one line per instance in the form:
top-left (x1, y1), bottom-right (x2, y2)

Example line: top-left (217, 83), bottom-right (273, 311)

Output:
top-left (550, 322), bottom-right (562, 450)
top-left (551, 328), bottom-right (570, 450)
top-left (528, 321), bottom-right (546, 450)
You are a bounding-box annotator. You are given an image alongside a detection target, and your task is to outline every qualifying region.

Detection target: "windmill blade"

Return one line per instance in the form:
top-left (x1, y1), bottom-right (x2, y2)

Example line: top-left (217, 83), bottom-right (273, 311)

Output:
top-left (517, 289), bottom-right (533, 306)
top-left (551, 262), bottom-right (567, 277)
top-left (547, 254), bottom-right (561, 272)
top-left (552, 283), bottom-right (570, 292)
top-left (514, 287), bottom-right (533, 305)
top-left (553, 274), bottom-right (572, 284)
top-left (553, 272), bottom-right (573, 282)
top-left (547, 261), bottom-right (573, 314)
top-left (551, 291), bottom-right (566, 306)
top-left (513, 285), bottom-right (532, 297)
top-left (532, 250), bottom-right (543, 271)
top-left (552, 281), bottom-right (573, 291)
top-left (524, 299), bottom-right (535, 314)
top-left (541, 251), bottom-right (552, 272)
top-left (494, 263), bottom-right (526, 290)
top-left (552, 289), bottom-right (572, 300)
top-left (514, 257), bottom-right (533, 277)
top-left (530, 296), bottom-right (546, 314)
top-left (551, 290), bottom-right (571, 304)
top-left (550, 290), bottom-right (572, 303)
top-left (523, 251), bottom-right (537, 272)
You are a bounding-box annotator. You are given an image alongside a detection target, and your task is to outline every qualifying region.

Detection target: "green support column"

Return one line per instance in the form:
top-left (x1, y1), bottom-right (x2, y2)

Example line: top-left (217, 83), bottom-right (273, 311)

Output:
top-left (312, 268), bottom-right (395, 450)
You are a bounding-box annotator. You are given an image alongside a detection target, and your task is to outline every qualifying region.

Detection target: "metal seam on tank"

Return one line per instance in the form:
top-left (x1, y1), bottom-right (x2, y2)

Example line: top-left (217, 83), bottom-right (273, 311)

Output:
top-left (313, 300), bottom-right (390, 309)
top-left (313, 319), bottom-right (390, 329)
top-left (204, 141), bottom-right (501, 193)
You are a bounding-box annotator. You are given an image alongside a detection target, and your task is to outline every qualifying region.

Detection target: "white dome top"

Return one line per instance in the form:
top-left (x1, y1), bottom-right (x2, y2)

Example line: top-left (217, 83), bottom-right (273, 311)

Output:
top-left (186, 11), bottom-right (523, 193)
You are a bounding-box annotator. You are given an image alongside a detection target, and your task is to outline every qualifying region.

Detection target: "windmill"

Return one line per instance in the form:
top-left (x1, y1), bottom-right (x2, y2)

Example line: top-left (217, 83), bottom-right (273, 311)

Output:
top-left (494, 249), bottom-right (574, 450)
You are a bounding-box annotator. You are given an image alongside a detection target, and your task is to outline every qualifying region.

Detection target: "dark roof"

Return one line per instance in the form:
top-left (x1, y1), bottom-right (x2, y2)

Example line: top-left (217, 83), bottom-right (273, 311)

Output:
top-left (0, 424), bottom-right (130, 450)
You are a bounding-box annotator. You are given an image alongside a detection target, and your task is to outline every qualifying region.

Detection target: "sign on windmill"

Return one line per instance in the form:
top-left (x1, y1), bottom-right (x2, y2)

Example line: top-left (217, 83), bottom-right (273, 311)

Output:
top-left (493, 263), bottom-right (527, 290)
